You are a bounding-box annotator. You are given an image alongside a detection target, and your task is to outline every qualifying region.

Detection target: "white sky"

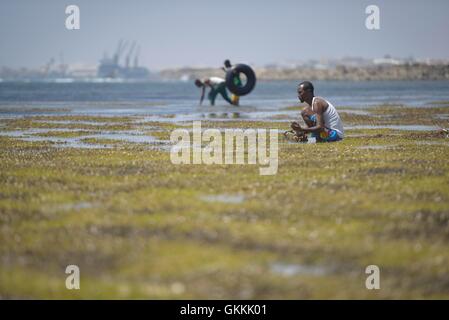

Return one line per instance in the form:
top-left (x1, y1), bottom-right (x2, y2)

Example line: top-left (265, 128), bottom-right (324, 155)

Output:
top-left (1, 0), bottom-right (449, 70)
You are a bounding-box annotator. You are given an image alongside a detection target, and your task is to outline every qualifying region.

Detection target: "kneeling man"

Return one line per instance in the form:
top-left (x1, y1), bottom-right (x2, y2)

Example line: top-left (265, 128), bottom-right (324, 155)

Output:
top-left (289, 81), bottom-right (344, 142)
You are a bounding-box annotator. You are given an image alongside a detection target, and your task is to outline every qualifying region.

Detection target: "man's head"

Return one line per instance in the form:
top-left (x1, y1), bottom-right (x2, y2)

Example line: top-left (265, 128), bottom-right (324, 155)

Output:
top-left (224, 59), bottom-right (232, 68)
top-left (297, 81), bottom-right (314, 103)
top-left (194, 79), bottom-right (203, 87)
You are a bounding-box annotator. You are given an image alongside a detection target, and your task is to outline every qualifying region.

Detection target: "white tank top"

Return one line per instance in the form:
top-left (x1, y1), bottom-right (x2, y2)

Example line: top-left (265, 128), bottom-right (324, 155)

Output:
top-left (208, 77), bottom-right (225, 85)
top-left (312, 97), bottom-right (344, 138)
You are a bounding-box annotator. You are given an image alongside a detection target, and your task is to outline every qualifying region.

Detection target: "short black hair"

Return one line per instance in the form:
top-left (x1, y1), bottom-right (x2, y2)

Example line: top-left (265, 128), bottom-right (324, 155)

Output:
top-left (194, 79), bottom-right (203, 87)
top-left (298, 81), bottom-right (314, 94)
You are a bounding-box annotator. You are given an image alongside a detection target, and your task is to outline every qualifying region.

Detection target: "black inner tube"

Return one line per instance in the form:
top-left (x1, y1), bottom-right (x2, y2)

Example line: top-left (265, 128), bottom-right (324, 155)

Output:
top-left (225, 64), bottom-right (256, 96)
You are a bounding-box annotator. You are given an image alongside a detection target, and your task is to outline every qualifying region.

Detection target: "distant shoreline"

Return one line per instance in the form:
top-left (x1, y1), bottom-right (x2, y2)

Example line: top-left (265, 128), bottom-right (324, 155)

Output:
top-left (159, 64), bottom-right (449, 81)
top-left (2, 63), bottom-right (449, 83)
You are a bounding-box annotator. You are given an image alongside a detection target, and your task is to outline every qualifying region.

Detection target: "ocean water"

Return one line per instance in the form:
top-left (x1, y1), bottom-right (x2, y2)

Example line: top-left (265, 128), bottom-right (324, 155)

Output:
top-left (0, 80), bottom-right (448, 119)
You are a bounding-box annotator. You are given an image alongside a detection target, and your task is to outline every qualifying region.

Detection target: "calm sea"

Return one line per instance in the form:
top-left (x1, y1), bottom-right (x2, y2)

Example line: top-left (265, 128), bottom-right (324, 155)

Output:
top-left (0, 80), bottom-right (448, 118)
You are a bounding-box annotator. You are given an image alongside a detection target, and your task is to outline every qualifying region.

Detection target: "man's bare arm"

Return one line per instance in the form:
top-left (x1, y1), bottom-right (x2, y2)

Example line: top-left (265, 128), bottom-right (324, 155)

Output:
top-left (199, 87), bottom-right (205, 106)
top-left (300, 111), bottom-right (325, 133)
top-left (301, 106), bottom-right (315, 127)
top-left (292, 99), bottom-right (327, 133)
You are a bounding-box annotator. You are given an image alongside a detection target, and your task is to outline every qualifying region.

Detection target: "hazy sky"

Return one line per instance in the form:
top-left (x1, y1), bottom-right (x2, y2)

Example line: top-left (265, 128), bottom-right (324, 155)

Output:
top-left (1, 0), bottom-right (449, 70)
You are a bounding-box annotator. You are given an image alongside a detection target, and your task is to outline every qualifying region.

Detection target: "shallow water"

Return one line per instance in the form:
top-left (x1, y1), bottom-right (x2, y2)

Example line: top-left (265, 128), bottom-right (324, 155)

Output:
top-left (415, 141), bottom-right (449, 146)
top-left (1, 81), bottom-right (447, 150)
top-left (436, 114), bottom-right (449, 120)
top-left (338, 109), bottom-right (372, 115)
top-left (0, 128), bottom-right (162, 149)
top-left (200, 194), bottom-right (246, 204)
top-left (34, 120), bottom-right (110, 126)
top-left (346, 124), bottom-right (437, 131)
top-left (357, 145), bottom-right (397, 150)
top-left (270, 262), bottom-right (328, 277)
top-left (1, 80), bottom-right (449, 121)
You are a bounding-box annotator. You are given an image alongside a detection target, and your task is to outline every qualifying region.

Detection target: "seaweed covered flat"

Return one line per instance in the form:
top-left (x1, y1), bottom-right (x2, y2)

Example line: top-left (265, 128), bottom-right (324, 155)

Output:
top-left (0, 105), bottom-right (448, 299)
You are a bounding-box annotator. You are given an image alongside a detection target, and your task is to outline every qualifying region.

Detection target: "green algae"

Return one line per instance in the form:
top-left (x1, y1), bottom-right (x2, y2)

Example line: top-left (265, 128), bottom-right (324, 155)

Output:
top-left (30, 131), bottom-right (98, 138)
top-left (1, 107), bottom-right (449, 299)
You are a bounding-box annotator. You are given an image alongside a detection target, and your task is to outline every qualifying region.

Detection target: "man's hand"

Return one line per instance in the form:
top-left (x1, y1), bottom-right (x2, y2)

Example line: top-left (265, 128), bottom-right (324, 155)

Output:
top-left (291, 121), bottom-right (302, 131)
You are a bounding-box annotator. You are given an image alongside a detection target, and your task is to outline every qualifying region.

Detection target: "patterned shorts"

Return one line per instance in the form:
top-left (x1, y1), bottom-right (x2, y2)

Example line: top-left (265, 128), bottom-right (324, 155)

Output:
top-left (309, 114), bottom-right (342, 142)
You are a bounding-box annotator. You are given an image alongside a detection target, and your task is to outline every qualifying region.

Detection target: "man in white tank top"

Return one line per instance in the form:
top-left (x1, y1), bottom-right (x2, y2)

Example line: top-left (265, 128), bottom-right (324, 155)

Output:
top-left (290, 81), bottom-right (344, 142)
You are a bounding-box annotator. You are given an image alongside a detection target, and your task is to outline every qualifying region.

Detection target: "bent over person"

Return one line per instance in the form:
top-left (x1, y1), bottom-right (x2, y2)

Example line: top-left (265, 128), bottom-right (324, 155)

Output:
top-left (194, 77), bottom-right (236, 106)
